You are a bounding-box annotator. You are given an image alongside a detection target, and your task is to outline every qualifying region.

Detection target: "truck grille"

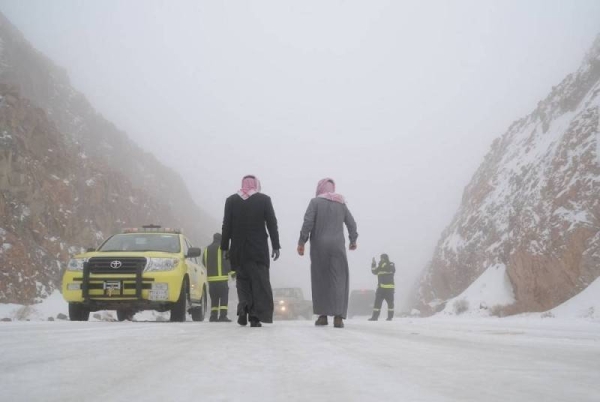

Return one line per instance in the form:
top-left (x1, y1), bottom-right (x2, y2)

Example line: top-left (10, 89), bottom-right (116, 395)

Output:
top-left (87, 257), bottom-right (147, 274)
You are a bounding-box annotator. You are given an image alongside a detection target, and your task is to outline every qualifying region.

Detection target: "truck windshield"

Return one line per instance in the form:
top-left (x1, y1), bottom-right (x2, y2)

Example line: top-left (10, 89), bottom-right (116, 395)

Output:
top-left (274, 289), bottom-right (296, 297)
top-left (99, 234), bottom-right (181, 253)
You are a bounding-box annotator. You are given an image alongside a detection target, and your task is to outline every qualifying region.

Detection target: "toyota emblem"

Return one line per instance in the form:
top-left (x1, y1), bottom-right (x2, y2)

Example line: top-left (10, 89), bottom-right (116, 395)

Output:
top-left (110, 260), bottom-right (122, 269)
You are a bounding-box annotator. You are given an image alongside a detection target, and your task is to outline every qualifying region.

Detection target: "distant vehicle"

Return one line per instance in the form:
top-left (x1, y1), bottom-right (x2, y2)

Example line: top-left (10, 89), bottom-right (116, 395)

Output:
top-left (273, 287), bottom-right (313, 320)
top-left (348, 289), bottom-right (376, 318)
top-left (62, 225), bottom-right (208, 322)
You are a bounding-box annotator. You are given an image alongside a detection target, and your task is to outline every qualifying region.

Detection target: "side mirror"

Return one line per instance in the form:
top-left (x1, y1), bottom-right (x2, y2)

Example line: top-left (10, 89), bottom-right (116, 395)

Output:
top-left (186, 247), bottom-right (202, 258)
top-left (86, 248), bottom-right (96, 252)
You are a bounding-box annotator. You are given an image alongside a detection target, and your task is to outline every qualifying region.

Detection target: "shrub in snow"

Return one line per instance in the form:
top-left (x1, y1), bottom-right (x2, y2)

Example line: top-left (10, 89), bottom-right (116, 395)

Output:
top-left (91, 311), bottom-right (117, 322)
top-left (14, 305), bottom-right (34, 320)
top-left (453, 299), bottom-right (469, 315)
top-left (540, 311), bottom-right (555, 319)
top-left (156, 314), bottom-right (169, 322)
top-left (490, 305), bottom-right (506, 317)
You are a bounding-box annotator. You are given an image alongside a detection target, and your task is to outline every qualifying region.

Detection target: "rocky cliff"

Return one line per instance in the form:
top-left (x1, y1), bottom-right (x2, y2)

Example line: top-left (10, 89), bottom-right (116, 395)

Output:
top-left (414, 35), bottom-right (600, 315)
top-left (0, 14), bottom-right (215, 303)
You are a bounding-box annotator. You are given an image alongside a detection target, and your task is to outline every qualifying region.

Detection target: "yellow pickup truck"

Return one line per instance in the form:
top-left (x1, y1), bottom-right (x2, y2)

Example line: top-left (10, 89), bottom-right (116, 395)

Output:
top-left (62, 226), bottom-right (208, 322)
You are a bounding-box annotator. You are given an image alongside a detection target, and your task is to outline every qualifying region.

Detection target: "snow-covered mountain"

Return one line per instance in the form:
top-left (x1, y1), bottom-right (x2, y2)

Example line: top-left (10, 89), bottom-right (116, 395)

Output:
top-left (414, 35), bottom-right (600, 316)
top-left (0, 13), bottom-right (216, 304)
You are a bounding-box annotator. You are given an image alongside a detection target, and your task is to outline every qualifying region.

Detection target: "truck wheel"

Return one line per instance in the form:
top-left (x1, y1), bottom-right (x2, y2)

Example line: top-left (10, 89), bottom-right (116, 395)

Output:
top-left (69, 303), bottom-right (90, 321)
top-left (170, 280), bottom-right (189, 322)
top-left (191, 287), bottom-right (207, 322)
top-left (117, 310), bottom-right (133, 321)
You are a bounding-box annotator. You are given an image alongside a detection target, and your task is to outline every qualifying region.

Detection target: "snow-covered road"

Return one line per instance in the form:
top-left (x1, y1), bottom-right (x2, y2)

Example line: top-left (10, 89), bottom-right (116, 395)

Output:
top-left (1, 317), bottom-right (599, 402)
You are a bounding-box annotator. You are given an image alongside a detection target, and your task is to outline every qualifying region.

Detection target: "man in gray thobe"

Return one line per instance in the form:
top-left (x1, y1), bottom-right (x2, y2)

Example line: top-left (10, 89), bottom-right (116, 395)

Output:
top-left (297, 178), bottom-right (358, 328)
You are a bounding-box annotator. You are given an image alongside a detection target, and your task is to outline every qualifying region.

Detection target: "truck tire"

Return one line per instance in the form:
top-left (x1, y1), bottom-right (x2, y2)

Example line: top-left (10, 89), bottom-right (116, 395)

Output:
top-left (69, 303), bottom-right (90, 321)
top-left (170, 279), bottom-right (189, 322)
top-left (117, 310), bottom-right (133, 321)
top-left (191, 287), bottom-right (207, 322)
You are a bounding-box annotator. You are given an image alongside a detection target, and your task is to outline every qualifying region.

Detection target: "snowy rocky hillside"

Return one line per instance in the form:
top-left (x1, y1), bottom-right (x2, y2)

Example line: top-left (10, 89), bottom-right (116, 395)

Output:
top-left (414, 35), bottom-right (600, 316)
top-left (0, 13), bottom-right (215, 304)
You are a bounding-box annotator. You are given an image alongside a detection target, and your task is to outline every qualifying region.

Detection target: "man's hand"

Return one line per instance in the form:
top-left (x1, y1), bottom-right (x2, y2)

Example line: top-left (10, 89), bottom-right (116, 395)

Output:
top-left (224, 250), bottom-right (230, 260)
top-left (297, 244), bottom-right (305, 256)
top-left (272, 249), bottom-right (280, 261)
top-left (349, 243), bottom-right (357, 251)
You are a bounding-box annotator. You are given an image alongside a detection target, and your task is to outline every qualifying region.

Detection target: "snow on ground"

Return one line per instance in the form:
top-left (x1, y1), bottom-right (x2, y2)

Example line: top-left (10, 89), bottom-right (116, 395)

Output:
top-left (0, 291), bottom-right (167, 322)
top-left (0, 316), bottom-right (598, 402)
top-left (0, 290), bottom-right (68, 321)
top-left (1, 288), bottom-right (599, 401)
top-left (546, 277), bottom-right (600, 319)
top-left (440, 264), bottom-right (515, 316)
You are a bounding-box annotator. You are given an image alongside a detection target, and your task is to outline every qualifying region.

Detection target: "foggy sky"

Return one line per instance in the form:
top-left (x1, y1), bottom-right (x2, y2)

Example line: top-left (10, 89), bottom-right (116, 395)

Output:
top-left (2, 0), bottom-right (599, 310)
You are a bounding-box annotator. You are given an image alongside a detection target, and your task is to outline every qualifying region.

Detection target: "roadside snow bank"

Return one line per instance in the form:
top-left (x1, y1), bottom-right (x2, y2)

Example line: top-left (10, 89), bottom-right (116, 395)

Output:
top-left (0, 290), bottom-right (68, 320)
top-left (440, 263), bottom-right (515, 316)
top-left (546, 277), bottom-right (600, 319)
top-left (0, 290), bottom-right (168, 321)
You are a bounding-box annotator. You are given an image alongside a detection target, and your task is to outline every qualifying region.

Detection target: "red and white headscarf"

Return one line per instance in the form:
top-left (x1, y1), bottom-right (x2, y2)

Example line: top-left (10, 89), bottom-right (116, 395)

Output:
top-left (237, 175), bottom-right (261, 200)
top-left (316, 178), bottom-right (345, 204)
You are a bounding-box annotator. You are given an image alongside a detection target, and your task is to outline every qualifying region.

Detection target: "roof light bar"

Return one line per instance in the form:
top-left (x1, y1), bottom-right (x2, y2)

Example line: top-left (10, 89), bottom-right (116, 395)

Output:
top-left (122, 226), bottom-right (182, 234)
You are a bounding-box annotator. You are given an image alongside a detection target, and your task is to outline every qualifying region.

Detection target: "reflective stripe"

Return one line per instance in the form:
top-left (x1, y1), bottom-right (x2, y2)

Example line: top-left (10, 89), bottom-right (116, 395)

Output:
top-left (217, 247), bottom-right (222, 277)
top-left (373, 308), bottom-right (380, 311)
top-left (219, 306), bottom-right (228, 310)
top-left (211, 307), bottom-right (219, 311)
top-left (380, 284), bottom-right (395, 289)
top-left (207, 246), bottom-right (227, 281)
top-left (377, 272), bottom-right (393, 275)
top-left (208, 276), bottom-right (229, 282)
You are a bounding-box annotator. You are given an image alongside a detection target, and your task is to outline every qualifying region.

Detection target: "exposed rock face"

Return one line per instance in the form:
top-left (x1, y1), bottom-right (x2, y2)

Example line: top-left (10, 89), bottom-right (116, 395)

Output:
top-left (0, 14), bottom-right (216, 303)
top-left (414, 35), bottom-right (600, 315)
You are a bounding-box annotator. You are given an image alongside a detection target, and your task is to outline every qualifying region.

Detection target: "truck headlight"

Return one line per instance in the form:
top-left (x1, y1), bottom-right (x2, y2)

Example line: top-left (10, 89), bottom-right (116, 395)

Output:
top-left (67, 258), bottom-right (87, 271)
top-left (145, 258), bottom-right (179, 272)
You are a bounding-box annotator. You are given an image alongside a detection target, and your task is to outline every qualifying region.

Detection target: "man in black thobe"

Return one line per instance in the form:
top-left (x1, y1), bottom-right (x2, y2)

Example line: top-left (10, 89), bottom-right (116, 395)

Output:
top-left (221, 175), bottom-right (280, 327)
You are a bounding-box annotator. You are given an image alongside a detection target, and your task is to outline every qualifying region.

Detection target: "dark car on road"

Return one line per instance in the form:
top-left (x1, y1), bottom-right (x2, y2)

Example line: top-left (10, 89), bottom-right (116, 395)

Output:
top-left (348, 289), bottom-right (376, 318)
top-left (273, 288), bottom-right (313, 320)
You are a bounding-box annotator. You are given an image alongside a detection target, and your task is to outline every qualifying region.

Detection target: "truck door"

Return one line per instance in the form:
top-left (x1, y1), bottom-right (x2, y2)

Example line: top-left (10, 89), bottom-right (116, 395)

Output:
top-left (183, 238), bottom-right (201, 301)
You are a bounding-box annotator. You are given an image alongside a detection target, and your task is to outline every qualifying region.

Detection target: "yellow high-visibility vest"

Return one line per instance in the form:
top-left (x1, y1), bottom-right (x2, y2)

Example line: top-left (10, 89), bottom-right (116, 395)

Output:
top-left (205, 247), bottom-right (228, 282)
